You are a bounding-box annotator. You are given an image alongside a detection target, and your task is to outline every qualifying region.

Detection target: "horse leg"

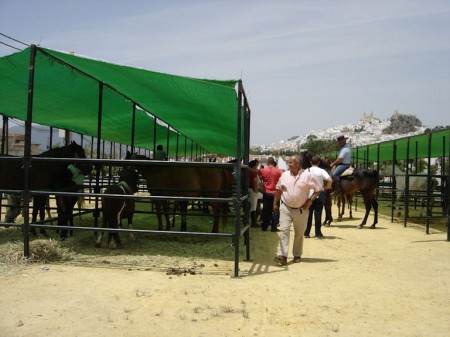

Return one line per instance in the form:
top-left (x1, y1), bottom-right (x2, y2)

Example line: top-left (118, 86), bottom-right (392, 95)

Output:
top-left (34, 196), bottom-right (49, 237)
top-left (358, 195), bottom-right (372, 229)
top-left (162, 200), bottom-right (171, 231)
top-left (179, 201), bottom-right (188, 231)
top-left (323, 192), bottom-right (333, 226)
top-left (337, 196), bottom-right (344, 222)
top-left (395, 192), bottom-right (403, 217)
top-left (154, 201), bottom-right (164, 231)
top-left (29, 198), bottom-right (39, 237)
top-left (155, 200), bottom-right (170, 231)
top-left (108, 212), bottom-right (121, 249)
top-left (170, 201), bottom-right (178, 228)
top-left (68, 197), bottom-right (77, 237)
top-left (127, 217), bottom-right (135, 241)
top-left (347, 195), bottom-right (353, 219)
top-left (369, 198), bottom-right (378, 229)
top-left (210, 202), bottom-right (222, 233)
top-left (55, 196), bottom-right (68, 240)
top-left (95, 216), bottom-right (106, 247)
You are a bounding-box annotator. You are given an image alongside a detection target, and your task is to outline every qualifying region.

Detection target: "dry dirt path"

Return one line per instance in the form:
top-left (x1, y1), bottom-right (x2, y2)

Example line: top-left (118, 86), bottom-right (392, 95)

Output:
top-left (1, 207), bottom-right (449, 337)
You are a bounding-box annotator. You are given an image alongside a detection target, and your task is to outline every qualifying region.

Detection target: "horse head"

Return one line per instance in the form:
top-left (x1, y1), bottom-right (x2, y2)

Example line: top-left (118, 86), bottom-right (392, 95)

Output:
top-left (118, 166), bottom-right (140, 193)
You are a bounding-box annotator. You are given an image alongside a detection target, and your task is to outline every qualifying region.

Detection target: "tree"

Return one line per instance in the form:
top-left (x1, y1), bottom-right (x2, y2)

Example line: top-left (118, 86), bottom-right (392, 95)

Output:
top-left (301, 138), bottom-right (336, 156)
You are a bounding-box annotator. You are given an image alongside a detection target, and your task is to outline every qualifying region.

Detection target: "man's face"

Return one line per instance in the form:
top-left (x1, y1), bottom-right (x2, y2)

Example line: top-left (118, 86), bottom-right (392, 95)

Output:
top-left (288, 157), bottom-right (300, 171)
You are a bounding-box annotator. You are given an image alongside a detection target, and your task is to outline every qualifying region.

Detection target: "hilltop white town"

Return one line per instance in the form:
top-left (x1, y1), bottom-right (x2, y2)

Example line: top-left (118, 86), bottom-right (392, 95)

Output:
top-left (252, 112), bottom-right (429, 154)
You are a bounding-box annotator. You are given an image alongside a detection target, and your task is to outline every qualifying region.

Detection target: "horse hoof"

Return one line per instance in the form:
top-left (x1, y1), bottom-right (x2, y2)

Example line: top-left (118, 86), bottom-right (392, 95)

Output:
top-left (370, 225), bottom-right (376, 229)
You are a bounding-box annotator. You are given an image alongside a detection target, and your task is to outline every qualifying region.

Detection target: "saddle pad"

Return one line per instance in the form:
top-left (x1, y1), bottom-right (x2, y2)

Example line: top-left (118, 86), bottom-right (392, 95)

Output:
top-left (341, 166), bottom-right (354, 177)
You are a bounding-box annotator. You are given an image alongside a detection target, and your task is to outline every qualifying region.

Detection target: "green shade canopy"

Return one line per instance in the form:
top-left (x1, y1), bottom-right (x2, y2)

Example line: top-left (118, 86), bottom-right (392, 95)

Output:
top-left (0, 47), bottom-right (243, 156)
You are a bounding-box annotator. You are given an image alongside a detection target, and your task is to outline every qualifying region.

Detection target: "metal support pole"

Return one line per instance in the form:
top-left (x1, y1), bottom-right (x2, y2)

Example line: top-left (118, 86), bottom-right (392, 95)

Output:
top-left (94, 82), bottom-right (104, 227)
top-left (23, 44), bottom-right (38, 257)
top-left (233, 80), bottom-right (244, 278)
top-left (131, 104), bottom-right (136, 152)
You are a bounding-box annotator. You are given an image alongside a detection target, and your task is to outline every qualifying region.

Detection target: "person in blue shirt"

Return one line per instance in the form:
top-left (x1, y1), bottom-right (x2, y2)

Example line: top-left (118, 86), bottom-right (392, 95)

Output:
top-left (155, 144), bottom-right (167, 161)
top-left (330, 136), bottom-right (352, 196)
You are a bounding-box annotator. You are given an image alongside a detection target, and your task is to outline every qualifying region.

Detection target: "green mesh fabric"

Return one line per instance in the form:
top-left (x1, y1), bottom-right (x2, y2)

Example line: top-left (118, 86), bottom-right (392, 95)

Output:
top-left (326, 130), bottom-right (450, 163)
top-left (0, 47), bottom-right (242, 156)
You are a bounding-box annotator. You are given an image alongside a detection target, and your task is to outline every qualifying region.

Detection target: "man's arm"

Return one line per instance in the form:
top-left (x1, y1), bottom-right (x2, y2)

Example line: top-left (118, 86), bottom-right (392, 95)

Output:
top-left (272, 189), bottom-right (282, 213)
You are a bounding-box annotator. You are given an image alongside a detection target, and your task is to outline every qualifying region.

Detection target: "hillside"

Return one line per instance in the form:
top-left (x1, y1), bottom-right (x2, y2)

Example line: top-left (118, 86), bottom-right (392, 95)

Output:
top-left (252, 112), bottom-right (430, 153)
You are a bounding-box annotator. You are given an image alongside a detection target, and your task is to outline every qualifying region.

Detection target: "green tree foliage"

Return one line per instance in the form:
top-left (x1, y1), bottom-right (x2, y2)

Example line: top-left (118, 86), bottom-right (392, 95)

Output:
top-left (301, 138), bottom-right (336, 156)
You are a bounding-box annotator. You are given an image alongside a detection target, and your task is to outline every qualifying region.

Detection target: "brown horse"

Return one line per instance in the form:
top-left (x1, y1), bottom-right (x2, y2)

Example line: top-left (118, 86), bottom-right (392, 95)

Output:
top-left (125, 152), bottom-right (233, 233)
top-left (96, 166), bottom-right (139, 249)
top-left (334, 169), bottom-right (379, 228)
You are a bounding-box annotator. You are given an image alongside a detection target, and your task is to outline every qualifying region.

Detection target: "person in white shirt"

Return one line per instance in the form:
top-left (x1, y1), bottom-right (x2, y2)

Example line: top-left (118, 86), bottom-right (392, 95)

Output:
top-left (304, 156), bottom-right (332, 239)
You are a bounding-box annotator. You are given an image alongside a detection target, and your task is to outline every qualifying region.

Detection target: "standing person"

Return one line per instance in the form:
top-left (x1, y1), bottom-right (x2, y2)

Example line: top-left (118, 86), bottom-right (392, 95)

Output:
top-left (258, 157), bottom-right (283, 232)
top-left (248, 159), bottom-right (260, 227)
top-left (330, 135), bottom-right (352, 195)
top-left (304, 156), bottom-right (332, 239)
top-left (273, 155), bottom-right (323, 265)
top-left (155, 144), bottom-right (168, 161)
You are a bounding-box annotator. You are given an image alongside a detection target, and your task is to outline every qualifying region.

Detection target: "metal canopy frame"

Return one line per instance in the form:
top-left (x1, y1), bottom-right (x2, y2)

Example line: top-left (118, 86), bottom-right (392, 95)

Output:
top-left (4, 44), bottom-right (252, 277)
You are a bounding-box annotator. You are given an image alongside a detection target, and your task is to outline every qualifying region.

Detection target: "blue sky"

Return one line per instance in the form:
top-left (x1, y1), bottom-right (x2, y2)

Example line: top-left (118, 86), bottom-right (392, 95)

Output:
top-left (1, 0), bottom-right (449, 145)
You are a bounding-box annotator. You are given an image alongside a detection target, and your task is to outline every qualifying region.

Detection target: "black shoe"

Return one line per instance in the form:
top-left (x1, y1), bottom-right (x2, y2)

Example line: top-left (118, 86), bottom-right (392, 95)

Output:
top-left (271, 228), bottom-right (280, 232)
top-left (304, 235), bottom-right (310, 238)
top-left (315, 235), bottom-right (324, 240)
top-left (293, 256), bottom-right (301, 263)
top-left (274, 255), bottom-right (287, 266)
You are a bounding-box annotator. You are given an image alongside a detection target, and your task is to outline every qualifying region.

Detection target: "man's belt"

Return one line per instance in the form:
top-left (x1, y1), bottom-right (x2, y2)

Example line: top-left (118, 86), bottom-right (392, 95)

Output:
top-left (281, 201), bottom-right (302, 210)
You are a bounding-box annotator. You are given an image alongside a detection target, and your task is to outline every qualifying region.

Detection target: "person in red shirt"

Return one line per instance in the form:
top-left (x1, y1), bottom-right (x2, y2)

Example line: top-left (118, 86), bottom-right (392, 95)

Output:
top-left (258, 157), bottom-right (283, 231)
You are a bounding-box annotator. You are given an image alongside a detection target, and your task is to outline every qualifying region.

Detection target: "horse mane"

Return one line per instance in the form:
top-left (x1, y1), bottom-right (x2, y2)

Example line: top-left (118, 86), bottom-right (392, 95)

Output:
top-left (125, 151), bottom-right (151, 161)
top-left (39, 141), bottom-right (85, 158)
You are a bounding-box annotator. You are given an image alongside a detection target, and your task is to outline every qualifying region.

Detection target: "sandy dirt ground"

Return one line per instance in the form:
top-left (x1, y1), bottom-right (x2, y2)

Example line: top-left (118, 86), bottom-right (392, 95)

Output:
top-left (1, 207), bottom-right (449, 337)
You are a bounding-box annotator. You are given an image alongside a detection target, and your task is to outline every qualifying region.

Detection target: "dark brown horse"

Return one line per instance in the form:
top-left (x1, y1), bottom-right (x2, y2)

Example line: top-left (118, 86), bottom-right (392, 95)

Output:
top-left (334, 169), bottom-right (379, 228)
top-left (125, 152), bottom-right (233, 233)
top-left (95, 166), bottom-right (139, 249)
top-left (0, 141), bottom-right (89, 238)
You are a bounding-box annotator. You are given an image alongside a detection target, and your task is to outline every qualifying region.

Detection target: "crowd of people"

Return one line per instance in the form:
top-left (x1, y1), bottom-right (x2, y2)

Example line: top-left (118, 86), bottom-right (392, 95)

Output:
top-left (248, 135), bottom-right (352, 266)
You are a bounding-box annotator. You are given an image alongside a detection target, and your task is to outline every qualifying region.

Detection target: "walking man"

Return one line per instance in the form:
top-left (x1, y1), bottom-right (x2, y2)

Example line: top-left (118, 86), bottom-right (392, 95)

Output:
top-left (273, 155), bottom-right (323, 265)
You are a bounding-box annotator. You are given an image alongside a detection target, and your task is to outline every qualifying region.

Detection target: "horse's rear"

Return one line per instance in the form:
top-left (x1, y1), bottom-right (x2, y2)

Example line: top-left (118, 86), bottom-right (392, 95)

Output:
top-left (353, 169), bottom-right (379, 228)
top-left (97, 168), bottom-right (138, 249)
top-left (338, 169), bottom-right (379, 228)
top-left (98, 184), bottom-right (127, 249)
top-left (198, 166), bottom-right (234, 233)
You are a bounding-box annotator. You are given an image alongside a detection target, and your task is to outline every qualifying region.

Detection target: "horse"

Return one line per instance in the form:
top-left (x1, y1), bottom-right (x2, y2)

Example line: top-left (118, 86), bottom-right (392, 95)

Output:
top-left (333, 168), bottom-right (379, 228)
top-left (3, 194), bottom-right (51, 232)
top-left (95, 166), bottom-right (139, 249)
top-left (379, 163), bottom-right (438, 217)
top-left (0, 141), bottom-right (90, 238)
top-left (125, 152), bottom-right (233, 233)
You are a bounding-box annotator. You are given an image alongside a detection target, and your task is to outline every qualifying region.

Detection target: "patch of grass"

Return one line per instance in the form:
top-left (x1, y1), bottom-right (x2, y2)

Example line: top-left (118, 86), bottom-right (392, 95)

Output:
top-left (0, 199), bottom-right (247, 268)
